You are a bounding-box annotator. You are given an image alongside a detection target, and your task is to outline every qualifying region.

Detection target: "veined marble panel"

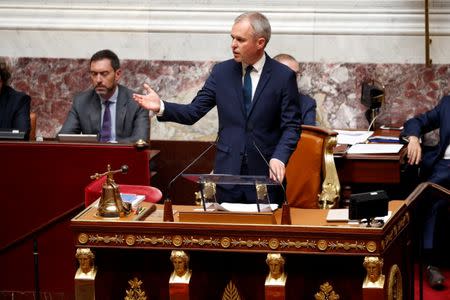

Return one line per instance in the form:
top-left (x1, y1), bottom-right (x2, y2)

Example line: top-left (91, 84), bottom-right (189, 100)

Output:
top-left (3, 57), bottom-right (448, 140)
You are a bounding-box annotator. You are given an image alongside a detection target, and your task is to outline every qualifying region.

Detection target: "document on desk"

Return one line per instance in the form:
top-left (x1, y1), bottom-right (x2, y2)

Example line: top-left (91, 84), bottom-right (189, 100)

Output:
top-left (334, 130), bottom-right (373, 145)
top-left (326, 208), bottom-right (392, 224)
top-left (195, 202), bottom-right (279, 212)
top-left (347, 143), bottom-right (403, 154)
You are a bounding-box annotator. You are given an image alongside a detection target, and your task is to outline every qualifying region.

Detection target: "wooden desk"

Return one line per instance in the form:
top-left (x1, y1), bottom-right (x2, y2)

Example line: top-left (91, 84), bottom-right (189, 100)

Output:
top-left (71, 201), bottom-right (413, 299)
top-left (335, 129), bottom-right (406, 185)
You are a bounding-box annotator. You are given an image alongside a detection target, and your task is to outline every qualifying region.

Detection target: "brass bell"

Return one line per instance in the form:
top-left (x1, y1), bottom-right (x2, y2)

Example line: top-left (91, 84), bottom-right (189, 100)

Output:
top-left (91, 165), bottom-right (131, 218)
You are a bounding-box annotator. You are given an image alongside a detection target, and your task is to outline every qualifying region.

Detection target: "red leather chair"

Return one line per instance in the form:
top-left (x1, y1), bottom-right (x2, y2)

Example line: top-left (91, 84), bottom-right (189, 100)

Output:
top-left (84, 176), bottom-right (162, 207)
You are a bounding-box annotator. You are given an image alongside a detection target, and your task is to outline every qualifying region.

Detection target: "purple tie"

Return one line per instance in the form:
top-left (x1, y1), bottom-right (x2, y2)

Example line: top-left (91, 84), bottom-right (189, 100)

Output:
top-left (99, 101), bottom-right (111, 142)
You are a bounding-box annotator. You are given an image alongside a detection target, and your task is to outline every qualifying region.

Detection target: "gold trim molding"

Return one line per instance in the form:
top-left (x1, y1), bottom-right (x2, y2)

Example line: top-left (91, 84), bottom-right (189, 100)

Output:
top-left (382, 212), bottom-right (409, 250)
top-left (79, 233), bottom-right (378, 254)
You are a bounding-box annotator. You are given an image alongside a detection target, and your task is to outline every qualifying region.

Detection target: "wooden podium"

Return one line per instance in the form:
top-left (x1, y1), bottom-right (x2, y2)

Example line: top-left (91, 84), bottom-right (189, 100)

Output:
top-left (71, 200), bottom-right (413, 300)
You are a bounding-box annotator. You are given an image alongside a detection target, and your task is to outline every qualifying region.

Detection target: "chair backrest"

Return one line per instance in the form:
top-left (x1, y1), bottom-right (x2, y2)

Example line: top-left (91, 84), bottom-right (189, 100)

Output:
top-left (29, 112), bottom-right (36, 141)
top-left (285, 125), bottom-right (340, 209)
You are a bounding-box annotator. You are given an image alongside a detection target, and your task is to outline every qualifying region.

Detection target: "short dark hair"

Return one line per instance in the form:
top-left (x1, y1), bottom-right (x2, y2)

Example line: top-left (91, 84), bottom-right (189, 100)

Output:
top-left (0, 59), bottom-right (11, 85)
top-left (90, 49), bottom-right (120, 70)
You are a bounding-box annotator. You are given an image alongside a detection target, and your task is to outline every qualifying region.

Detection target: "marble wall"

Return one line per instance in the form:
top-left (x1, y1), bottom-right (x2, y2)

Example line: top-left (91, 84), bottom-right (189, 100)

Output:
top-left (4, 56), bottom-right (449, 140)
top-left (2, 1), bottom-right (449, 140)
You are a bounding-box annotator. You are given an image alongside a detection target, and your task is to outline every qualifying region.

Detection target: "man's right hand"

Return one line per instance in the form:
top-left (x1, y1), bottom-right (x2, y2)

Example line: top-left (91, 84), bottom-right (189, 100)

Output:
top-left (406, 136), bottom-right (421, 165)
top-left (133, 83), bottom-right (161, 113)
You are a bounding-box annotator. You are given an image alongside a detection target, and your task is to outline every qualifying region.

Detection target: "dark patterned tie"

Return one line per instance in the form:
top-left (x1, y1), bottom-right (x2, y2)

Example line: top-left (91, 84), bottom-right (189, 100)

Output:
top-left (99, 101), bottom-right (111, 142)
top-left (243, 65), bottom-right (253, 116)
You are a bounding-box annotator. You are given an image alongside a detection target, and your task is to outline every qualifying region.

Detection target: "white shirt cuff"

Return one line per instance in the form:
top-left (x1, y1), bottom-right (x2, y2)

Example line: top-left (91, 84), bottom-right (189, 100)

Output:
top-left (157, 100), bottom-right (165, 117)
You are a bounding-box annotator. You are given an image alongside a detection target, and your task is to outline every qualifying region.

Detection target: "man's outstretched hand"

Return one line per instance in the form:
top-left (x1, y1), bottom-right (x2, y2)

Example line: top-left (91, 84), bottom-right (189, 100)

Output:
top-left (133, 83), bottom-right (161, 113)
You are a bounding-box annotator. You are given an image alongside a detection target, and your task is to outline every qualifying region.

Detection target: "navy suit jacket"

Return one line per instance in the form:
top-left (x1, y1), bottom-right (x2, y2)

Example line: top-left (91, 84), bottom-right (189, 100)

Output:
top-left (159, 54), bottom-right (302, 177)
top-left (300, 93), bottom-right (316, 125)
top-left (60, 85), bottom-right (149, 143)
top-left (0, 85), bottom-right (31, 133)
top-left (402, 95), bottom-right (450, 173)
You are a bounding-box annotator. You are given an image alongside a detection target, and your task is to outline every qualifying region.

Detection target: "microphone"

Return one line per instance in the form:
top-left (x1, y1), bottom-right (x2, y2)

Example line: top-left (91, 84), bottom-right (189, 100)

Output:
top-left (164, 136), bottom-right (218, 215)
top-left (252, 140), bottom-right (291, 224)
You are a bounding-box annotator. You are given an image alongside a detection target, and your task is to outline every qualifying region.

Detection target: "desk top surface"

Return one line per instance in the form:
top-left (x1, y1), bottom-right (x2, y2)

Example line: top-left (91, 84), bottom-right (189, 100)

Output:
top-left (73, 201), bottom-right (404, 229)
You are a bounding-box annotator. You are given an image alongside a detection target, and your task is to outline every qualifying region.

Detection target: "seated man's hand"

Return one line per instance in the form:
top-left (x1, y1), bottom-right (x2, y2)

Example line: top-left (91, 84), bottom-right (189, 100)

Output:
top-left (133, 83), bottom-right (161, 113)
top-left (406, 136), bottom-right (421, 165)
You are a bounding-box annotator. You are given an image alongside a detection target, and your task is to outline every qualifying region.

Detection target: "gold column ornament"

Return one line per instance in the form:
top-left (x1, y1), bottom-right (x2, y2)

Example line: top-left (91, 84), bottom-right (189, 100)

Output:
top-left (318, 135), bottom-right (340, 209)
top-left (74, 248), bottom-right (97, 300)
top-left (169, 250), bottom-right (191, 300)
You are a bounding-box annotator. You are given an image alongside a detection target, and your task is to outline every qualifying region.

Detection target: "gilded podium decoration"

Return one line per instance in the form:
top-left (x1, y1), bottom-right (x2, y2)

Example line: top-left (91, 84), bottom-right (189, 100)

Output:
top-left (222, 280), bottom-right (242, 300)
top-left (265, 253), bottom-right (287, 285)
top-left (125, 277), bottom-right (147, 300)
top-left (314, 282), bottom-right (340, 300)
top-left (318, 135), bottom-right (340, 209)
top-left (363, 256), bottom-right (385, 288)
top-left (169, 250), bottom-right (192, 283)
top-left (74, 248), bottom-right (97, 300)
top-left (75, 248), bottom-right (97, 280)
top-left (387, 264), bottom-right (403, 300)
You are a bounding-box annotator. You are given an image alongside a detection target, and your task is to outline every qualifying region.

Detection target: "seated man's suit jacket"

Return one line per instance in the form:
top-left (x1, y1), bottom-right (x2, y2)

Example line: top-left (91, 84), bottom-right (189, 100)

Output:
top-left (299, 93), bottom-right (316, 126)
top-left (159, 54), bottom-right (302, 177)
top-left (402, 95), bottom-right (450, 176)
top-left (0, 85), bottom-right (31, 133)
top-left (60, 84), bottom-right (149, 143)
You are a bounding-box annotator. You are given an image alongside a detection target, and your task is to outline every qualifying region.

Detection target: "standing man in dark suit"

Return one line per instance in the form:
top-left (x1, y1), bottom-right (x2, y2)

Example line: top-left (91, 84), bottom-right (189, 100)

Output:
top-left (0, 59), bottom-right (31, 135)
top-left (401, 95), bottom-right (450, 290)
top-left (133, 12), bottom-right (301, 204)
top-left (60, 49), bottom-right (149, 143)
top-left (273, 53), bottom-right (317, 126)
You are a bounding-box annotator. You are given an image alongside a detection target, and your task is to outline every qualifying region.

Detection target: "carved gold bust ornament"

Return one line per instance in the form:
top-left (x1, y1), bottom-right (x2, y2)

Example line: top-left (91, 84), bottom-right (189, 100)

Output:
top-left (75, 248), bottom-right (97, 280)
top-left (169, 250), bottom-right (192, 283)
top-left (363, 256), bottom-right (385, 288)
top-left (265, 253), bottom-right (287, 285)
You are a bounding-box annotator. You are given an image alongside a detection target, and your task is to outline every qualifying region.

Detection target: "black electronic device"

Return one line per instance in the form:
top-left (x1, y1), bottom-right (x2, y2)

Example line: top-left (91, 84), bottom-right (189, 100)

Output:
top-left (349, 190), bottom-right (389, 226)
top-left (0, 129), bottom-right (27, 140)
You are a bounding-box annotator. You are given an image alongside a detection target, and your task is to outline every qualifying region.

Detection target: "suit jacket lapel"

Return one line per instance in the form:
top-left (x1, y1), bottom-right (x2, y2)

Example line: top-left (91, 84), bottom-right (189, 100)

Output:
top-left (89, 92), bottom-right (101, 132)
top-left (231, 62), bottom-right (247, 117)
top-left (248, 54), bottom-right (271, 117)
top-left (116, 85), bottom-right (127, 136)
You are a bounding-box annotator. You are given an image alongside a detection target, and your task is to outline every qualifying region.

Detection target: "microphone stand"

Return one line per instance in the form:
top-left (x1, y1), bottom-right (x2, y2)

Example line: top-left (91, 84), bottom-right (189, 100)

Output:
top-left (253, 141), bottom-right (291, 225)
top-left (163, 140), bottom-right (217, 222)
